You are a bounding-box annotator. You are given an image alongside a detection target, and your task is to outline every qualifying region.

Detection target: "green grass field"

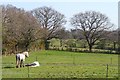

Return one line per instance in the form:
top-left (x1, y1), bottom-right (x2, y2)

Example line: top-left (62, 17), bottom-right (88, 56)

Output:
top-left (2, 50), bottom-right (118, 78)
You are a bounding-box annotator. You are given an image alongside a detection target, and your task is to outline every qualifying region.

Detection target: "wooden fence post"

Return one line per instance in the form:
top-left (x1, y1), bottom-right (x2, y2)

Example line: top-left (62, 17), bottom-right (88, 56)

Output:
top-left (36, 56), bottom-right (38, 61)
top-left (106, 64), bottom-right (108, 78)
top-left (73, 55), bottom-right (75, 65)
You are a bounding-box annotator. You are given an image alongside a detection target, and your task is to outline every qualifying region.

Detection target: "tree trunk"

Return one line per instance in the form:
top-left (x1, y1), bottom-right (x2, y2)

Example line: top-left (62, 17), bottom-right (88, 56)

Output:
top-left (113, 41), bottom-right (116, 50)
top-left (89, 44), bottom-right (93, 52)
top-left (15, 44), bottom-right (18, 53)
top-left (44, 39), bottom-right (49, 50)
top-left (24, 43), bottom-right (29, 51)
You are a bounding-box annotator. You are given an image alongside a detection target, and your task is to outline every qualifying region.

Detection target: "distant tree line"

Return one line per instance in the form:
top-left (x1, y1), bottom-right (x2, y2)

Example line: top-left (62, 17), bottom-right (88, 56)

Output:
top-left (1, 4), bottom-right (119, 55)
top-left (50, 29), bottom-right (119, 53)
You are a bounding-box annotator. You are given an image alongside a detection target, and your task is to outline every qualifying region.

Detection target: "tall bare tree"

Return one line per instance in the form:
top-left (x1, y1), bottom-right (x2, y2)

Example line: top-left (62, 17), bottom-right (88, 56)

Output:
top-left (2, 5), bottom-right (41, 54)
top-left (70, 11), bottom-right (113, 52)
top-left (31, 6), bottom-right (66, 49)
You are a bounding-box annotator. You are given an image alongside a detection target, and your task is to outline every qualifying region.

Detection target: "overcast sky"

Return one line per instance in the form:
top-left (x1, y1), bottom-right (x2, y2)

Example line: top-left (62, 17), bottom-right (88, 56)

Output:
top-left (0, 1), bottom-right (118, 30)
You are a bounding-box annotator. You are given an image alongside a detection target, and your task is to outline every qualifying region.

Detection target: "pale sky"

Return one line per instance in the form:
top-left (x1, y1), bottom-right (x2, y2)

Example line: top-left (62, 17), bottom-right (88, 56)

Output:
top-left (0, 1), bottom-right (118, 30)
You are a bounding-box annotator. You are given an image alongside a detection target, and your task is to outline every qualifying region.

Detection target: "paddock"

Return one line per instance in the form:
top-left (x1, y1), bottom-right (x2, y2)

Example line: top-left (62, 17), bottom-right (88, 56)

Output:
top-left (2, 50), bottom-right (118, 78)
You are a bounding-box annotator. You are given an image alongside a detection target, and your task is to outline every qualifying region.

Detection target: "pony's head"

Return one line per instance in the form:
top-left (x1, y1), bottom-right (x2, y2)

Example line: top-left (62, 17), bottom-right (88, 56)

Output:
top-left (23, 51), bottom-right (29, 57)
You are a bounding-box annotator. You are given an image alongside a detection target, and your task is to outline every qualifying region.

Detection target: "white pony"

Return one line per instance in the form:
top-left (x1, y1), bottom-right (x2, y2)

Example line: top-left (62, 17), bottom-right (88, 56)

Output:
top-left (16, 51), bottom-right (29, 68)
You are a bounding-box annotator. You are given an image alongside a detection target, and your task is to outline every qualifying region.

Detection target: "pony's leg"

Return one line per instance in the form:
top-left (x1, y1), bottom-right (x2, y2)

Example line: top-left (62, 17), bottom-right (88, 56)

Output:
top-left (18, 60), bottom-right (20, 68)
top-left (20, 60), bottom-right (22, 67)
top-left (16, 56), bottom-right (19, 68)
top-left (20, 60), bottom-right (23, 67)
top-left (16, 60), bottom-right (19, 68)
top-left (16, 60), bottom-right (20, 68)
top-left (23, 61), bottom-right (25, 67)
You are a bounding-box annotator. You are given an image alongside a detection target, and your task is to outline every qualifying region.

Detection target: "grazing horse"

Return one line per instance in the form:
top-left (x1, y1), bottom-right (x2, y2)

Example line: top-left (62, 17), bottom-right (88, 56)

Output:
top-left (16, 51), bottom-right (29, 68)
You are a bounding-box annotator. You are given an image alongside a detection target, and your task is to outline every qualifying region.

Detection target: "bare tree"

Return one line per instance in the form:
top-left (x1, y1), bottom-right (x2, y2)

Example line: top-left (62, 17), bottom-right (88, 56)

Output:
top-left (2, 5), bottom-right (22, 54)
top-left (31, 6), bottom-right (66, 49)
top-left (70, 11), bottom-right (113, 52)
top-left (2, 5), bottom-right (41, 54)
top-left (17, 11), bottom-right (41, 51)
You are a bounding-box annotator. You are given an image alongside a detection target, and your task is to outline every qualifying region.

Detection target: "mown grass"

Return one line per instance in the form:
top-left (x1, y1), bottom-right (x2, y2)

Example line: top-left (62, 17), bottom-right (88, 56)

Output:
top-left (2, 50), bottom-right (118, 78)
